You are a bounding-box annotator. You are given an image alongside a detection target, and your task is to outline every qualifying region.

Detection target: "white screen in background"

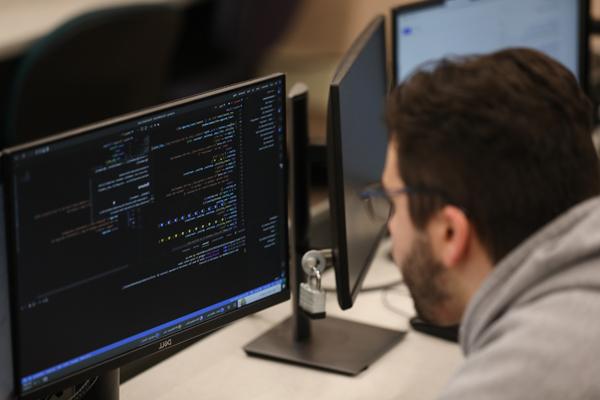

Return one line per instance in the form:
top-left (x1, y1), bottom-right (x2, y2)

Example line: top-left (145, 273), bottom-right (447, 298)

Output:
top-left (395, 0), bottom-right (579, 82)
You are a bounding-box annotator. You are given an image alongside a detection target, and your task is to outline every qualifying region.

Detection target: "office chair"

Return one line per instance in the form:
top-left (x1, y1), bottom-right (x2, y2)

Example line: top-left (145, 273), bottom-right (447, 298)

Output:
top-left (4, 4), bottom-right (182, 147)
top-left (168, 0), bottom-right (299, 98)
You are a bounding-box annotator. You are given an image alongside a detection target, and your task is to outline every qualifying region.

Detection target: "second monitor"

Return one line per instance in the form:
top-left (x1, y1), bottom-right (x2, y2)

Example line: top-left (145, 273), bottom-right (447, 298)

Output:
top-left (245, 15), bottom-right (405, 377)
top-left (328, 14), bottom-right (390, 310)
top-left (393, 0), bottom-right (588, 85)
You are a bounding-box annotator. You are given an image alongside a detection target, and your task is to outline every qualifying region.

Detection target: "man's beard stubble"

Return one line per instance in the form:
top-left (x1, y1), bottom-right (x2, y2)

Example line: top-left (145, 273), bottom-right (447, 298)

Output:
top-left (401, 232), bottom-right (451, 325)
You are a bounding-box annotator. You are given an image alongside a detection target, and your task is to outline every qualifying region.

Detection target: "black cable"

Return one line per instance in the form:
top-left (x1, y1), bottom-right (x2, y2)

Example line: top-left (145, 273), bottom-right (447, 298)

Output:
top-left (42, 376), bottom-right (98, 400)
top-left (70, 376), bottom-right (98, 400)
top-left (381, 284), bottom-right (413, 319)
top-left (321, 278), bottom-right (404, 293)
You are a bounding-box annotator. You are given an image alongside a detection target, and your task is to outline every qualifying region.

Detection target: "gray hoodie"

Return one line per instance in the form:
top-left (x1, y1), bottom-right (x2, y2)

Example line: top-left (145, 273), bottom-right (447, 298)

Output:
top-left (440, 196), bottom-right (600, 399)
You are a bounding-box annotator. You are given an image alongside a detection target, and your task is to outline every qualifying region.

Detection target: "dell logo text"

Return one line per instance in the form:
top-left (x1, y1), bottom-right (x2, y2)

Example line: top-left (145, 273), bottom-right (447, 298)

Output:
top-left (159, 339), bottom-right (172, 350)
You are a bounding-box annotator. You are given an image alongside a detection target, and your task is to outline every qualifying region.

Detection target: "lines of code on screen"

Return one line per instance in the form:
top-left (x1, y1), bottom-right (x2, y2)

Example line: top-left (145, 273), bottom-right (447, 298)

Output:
top-left (8, 77), bottom-right (286, 383)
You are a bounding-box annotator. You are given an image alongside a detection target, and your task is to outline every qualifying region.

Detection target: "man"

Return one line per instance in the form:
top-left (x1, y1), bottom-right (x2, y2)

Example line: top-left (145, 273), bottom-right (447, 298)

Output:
top-left (380, 48), bottom-right (600, 398)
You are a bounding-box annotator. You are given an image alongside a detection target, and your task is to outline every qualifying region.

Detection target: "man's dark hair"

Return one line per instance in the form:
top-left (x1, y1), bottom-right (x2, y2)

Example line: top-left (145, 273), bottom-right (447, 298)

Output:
top-left (386, 48), bottom-right (600, 263)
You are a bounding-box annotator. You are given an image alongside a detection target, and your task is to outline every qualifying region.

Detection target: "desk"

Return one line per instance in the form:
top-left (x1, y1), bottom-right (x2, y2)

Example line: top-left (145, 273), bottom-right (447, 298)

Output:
top-left (0, 0), bottom-right (193, 61)
top-left (121, 240), bottom-right (463, 400)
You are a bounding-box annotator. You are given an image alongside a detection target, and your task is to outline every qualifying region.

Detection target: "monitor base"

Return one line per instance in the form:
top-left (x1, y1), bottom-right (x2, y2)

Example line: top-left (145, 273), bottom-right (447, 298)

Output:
top-left (409, 317), bottom-right (459, 343)
top-left (244, 316), bottom-right (406, 375)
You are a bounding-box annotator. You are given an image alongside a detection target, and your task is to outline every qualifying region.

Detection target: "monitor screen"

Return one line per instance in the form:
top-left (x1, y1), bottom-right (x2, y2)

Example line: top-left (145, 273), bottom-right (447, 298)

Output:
top-left (327, 16), bottom-right (389, 309)
top-left (393, 0), bottom-right (585, 84)
top-left (3, 74), bottom-right (289, 397)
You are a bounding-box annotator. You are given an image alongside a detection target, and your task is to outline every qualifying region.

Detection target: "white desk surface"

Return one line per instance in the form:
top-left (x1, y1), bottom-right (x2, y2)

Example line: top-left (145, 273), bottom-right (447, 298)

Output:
top-left (0, 0), bottom-right (192, 61)
top-left (121, 240), bottom-right (463, 400)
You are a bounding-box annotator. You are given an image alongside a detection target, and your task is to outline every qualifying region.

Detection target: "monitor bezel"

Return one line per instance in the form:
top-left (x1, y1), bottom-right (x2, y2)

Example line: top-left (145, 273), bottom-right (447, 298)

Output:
top-left (391, 0), bottom-right (590, 89)
top-left (2, 73), bottom-right (290, 399)
top-left (327, 15), bottom-right (388, 310)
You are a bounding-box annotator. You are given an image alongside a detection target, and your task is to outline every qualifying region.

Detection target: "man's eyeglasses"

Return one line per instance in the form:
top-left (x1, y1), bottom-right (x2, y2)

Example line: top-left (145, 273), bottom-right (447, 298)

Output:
top-left (359, 183), bottom-right (416, 221)
top-left (359, 182), bottom-right (462, 221)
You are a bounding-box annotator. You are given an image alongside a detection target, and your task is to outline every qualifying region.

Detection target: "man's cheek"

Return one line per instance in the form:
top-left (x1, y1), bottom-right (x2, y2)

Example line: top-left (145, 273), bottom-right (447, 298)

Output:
top-left (391, 235), bottom-right (407, 268)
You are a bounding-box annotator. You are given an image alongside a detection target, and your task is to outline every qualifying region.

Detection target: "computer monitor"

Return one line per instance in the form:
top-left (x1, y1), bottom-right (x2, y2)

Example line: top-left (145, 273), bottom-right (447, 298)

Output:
top-left (1, 74), bottom-right (289, 399)
top-left (328, 15), bottom-right (390, 309)
top-left (393, 0), bottom-right (589, 85)
top-left (244, 17), bottom-right (404, 376)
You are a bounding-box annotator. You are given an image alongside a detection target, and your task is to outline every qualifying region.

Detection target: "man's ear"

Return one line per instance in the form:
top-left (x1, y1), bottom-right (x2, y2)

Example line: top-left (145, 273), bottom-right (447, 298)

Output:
top-left (428, 205), bottom-right (470, 268)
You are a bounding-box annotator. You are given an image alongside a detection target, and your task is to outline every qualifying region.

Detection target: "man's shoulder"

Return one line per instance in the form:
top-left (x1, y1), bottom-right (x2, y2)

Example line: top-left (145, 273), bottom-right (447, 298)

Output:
top-left (441, 289), bottom-right (600, 400)
top-left (482, 288), bottom-right (600, 345)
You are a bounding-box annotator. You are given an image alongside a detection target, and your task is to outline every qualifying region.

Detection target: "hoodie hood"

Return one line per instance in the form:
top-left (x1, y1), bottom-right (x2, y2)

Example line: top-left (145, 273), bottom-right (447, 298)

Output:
top-left (460, 195), bottom-right (600, 354)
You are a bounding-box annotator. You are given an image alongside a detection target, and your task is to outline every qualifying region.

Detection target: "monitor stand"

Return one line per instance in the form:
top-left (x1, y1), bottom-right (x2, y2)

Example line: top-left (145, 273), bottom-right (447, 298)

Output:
top-left (244, 314), bottom-right (405, 375)
top-left (244, 83), bottom-right (405, 375)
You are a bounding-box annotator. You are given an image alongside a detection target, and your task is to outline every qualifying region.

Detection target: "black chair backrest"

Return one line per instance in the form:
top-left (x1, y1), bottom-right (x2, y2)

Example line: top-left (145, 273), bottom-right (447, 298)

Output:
top-left (5, 4), bottom-right (182, 146)
top-left (212, 0), bottom-right (300, 71)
